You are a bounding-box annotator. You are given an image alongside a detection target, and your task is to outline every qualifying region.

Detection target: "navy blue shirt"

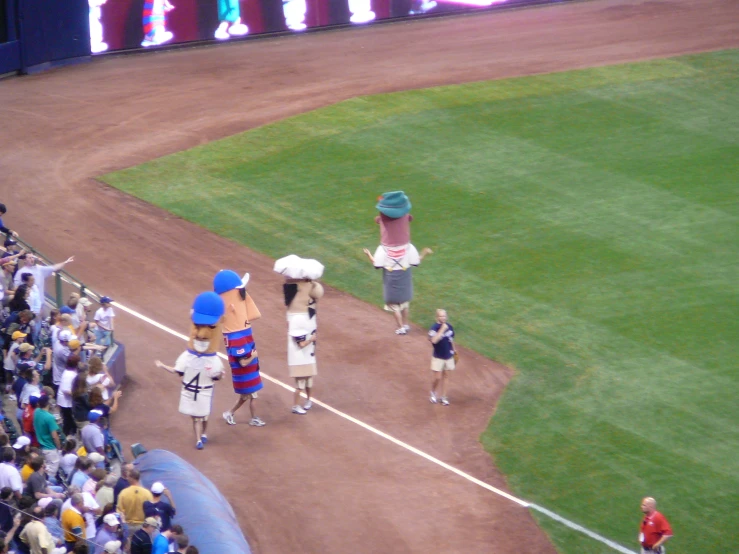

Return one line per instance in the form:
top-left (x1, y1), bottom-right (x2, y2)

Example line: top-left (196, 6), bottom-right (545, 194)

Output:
top-left (144, 499), bottom-right (176, 531)
top-left (428, 323), bottom-right (455, 360)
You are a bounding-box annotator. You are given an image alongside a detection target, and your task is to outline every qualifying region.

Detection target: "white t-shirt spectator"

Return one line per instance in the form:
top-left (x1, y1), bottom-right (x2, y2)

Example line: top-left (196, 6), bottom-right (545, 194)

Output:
top-left (87, 373), bottom-right (111, 400)
top-left (0, 462), bottom-right (22, 494)
top-left (57, 369), bottom-right (77, 408)
top-left (28, 284), bottom-right (42, 314)
top-left (3, 343), bottom-right (19, 372)
top-left (60, 453), bottom-right (78, 478)
top-left (52, 342), bottom-right (70, 385)
top-left (94, 307), bottom-right (115, 331)
top-left (14, 265), bottom-right (56, 307)
top-left (19, 382), bottom-right (41, 407)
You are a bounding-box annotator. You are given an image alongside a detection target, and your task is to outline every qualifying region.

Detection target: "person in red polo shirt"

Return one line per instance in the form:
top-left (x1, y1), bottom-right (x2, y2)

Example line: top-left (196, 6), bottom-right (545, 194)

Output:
top-left (639, 497), bottom-right (673, 553)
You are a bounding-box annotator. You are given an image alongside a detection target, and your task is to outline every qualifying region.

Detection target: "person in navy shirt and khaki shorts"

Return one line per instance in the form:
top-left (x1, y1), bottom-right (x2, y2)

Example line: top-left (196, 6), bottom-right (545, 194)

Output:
top-left (428, 309), bottom-right (455, 406)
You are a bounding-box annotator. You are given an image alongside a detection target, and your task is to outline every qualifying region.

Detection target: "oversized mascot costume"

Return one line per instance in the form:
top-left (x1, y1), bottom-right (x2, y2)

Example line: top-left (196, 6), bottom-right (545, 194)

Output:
top-left (273, 255), bottom-right (324, 415)
top-left (213, 270), bottom-right (264, 409)
top-left (155, 292), bottom-right (225, 450)
top-left (363, 191), bottom-right (432, 335)
top-left (214, 0), bottom-right (249, 39)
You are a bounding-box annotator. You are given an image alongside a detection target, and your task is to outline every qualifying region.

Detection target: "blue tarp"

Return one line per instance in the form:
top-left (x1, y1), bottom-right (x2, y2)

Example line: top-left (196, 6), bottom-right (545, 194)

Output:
top-left (135, 449), bottom-right (251, 554)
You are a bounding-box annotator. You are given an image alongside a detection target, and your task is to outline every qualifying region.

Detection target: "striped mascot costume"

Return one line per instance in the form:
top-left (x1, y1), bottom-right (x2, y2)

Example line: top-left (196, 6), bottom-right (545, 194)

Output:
top-left (213, 270), bottom-right (263, 398)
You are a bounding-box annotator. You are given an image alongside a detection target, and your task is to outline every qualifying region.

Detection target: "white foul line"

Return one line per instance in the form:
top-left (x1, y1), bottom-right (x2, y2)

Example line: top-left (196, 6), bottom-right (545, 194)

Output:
top-left (110, 299), bottom-right (638, 553)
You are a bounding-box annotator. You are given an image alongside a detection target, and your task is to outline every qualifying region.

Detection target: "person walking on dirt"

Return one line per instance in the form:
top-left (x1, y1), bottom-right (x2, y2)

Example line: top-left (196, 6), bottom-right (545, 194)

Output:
top-left (428, 309), bottom-right (455, 406)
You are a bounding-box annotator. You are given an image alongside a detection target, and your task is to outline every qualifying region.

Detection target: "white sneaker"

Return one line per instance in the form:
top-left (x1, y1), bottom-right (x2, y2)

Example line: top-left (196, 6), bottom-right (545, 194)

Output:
top-left (249, 416), bottom-right (266, 427)
top-left (440, 397), bottom-right (450, 406)
top-left (395, 327), bottom-right (407, 335)
top-left (214, 24), bottom-right (230, 40)
top-left (228, 22), bottom-right (249, 36)
top-left (223, 411), bottom-right (236, 425)
top-left (403, 325), bottom-right (411, 331)
top-left (292, 405), bottom-right (307, 415)
top-left (303, 400), bottom-right (313, 411)
top-left (430, 391), bottom-right (437, 404)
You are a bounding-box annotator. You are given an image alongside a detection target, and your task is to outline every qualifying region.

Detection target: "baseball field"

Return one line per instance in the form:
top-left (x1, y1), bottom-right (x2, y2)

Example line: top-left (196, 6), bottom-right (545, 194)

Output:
top-left (101, 50), bottom-right (739, 553)
top-left (4, 0), bottom-right (738, 552)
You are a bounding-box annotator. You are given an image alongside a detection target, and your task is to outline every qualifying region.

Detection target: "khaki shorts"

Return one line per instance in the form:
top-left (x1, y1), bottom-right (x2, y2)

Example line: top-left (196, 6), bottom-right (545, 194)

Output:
top-left (295, 377), bottom-right (314, 390)
top-left (384, 302), bottom-right (410, 313)
top-left (431, 357), bottom-right (455, 372)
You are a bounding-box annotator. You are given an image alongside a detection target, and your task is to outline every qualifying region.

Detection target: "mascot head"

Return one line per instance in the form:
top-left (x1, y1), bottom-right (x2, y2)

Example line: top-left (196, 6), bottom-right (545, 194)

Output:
top-left (188, 291), bottom-right (225, 354)
top-left (213, 270), bottom-right (261, 333)
top-left (376, 191), bottom-right (412, 248)
top-left (274, 255), bottom-right (325, 314)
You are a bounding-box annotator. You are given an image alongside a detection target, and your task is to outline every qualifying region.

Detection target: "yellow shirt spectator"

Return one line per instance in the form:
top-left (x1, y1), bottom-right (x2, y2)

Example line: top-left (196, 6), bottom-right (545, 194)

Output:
top-left (61, 507), bottom-right (86, 543)
top-left (20, 464), bottom-right (33, 482)
top-left (116, 485), bottom-right (153, 525)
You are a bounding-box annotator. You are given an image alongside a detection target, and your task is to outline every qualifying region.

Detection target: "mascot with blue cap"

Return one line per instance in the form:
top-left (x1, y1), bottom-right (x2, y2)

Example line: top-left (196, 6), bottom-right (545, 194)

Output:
top-left (363, 191), bottom-right (433, 335)
top-left (213, 270), bottom-right (266, 428)
top-left (155, 292), bottom-right (225, 450)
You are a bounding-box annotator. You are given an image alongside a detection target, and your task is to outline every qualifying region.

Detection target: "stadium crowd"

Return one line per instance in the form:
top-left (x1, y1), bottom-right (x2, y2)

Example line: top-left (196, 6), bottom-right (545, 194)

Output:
top-left (0, 204), bottom-right (201, 554)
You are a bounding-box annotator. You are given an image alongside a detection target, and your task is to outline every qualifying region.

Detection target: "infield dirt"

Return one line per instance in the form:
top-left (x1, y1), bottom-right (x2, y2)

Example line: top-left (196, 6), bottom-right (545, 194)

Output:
top-left (1, 0), bottom-right (737, 552)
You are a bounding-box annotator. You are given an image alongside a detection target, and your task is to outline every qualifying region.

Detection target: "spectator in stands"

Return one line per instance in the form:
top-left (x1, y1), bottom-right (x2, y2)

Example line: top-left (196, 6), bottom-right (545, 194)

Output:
top-left (24, 455), bottom-right (65, 505)
top-left (20, 274), bottom-right (43, 342)
top-left (70, 457), bottom-right (94, 491)
top-left (83, 468), bottom-right (106, 496)
top-left (7, 284), bottom-right (30, 314)
top-left (0, 205), bottom-right (18, 238)
top-left (33, 395), bottom-right (62, 479)
top-left (62, 486), bottom-right (101, 548)
top-left (19, 449), bottom-right (39, 483)
top-left (0, 448), bottom-right (22, 500)
top-left (130, 517), bottom-right (158, 554)
top-left (95, 473), bottom-right (116, 509)
top-left (51, 330), bottom-right (73, 392)
top-left (174, 534), bottom-right (189, 553)
top-left (11, 435), bottom-right (31, 465)
top-left (185, 547), bottom-right (198, 554)
top-left (0, 487), bottom-right (14, 534)
top-left (59, 438), bottom-right (78, 480)
top-left (81, 411), bottom-right (105, 463)
top-left (143, 482), bottom-right (176, 532)
top-left (116, 469), bottom-right (152, 536)
top-left (112, 464), bottom-right (132, 507)
top-left (86, 359), bottom-right (113, 401)
top-left (57, 354), bottom-right (80, 437)
top-left (67, 294), bottom-right (92, 340)
top-left (47, 309), bottom-right (61, 346)
top-left (39, 501), bottom-right (65, 547)
top-left (93, 298), bottom-right (115, 347)
top-left (0, 260), bottom-right (18, 306)
top-left (62, 493), bottom-right (87, 550)
top-left (13, 253), bottom-right (74, 307)
top-left (18, 505), bottom-right (58, 554)
top-left (94, 513), bottom-right (123, 554)
top-left (2, 310), bottom-right (34, 356)
top-left (72, 371), bottom-right (92, 432)
top-left (151, 522), bottom-right (177, 554)
top-left (88, 388), bottom-right (121, 419)
top-left (4, 330), bottom-right (27, 395)
top-left (19, 367), bottom-right (42, 419)
top-left (22, 396), bottom-right (40, 447)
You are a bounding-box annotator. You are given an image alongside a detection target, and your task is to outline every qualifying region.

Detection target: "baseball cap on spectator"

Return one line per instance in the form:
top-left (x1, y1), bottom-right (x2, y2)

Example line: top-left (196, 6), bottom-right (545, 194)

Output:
top-left (59, 306), bottom-right (75, 315)
top-left (100, 296), bottom-right (113, 304)
top-left (88, 410), bottom-right (104, 423)
top-left (79, 297), bottom-right (93, 307)
top-left (103, 540), bottom-right (123, 554)
top-left (68, 339), bottom-right (81, 350)
top-left (150, 482), bottom-right (165, 495)
top-left (3, 237), bottom-right (16, 247)
top-left (37, 497), bottom-right (54, 510)
top-left (144, 517), bottom-right (161, 529)
top-left (59, 330), bottom-right (73, 342)
top-left (11, 331), bottom-right (27, 340)
top-left (88, 452), bottom-right (105, 464)
top-left (29, 396), bottom-right (40, 407)
top-left (103, 513), bottom-right (121, 527)
top-left (12, 436), bottom-right (30, 449)
top-left (18, 343), bottom-right (34, 353)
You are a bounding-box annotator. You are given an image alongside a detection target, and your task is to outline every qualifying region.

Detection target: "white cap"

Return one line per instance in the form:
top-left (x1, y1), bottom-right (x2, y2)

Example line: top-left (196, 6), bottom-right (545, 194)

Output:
top-left (104, 540), bottom-right (122, 553)
top-left (87, 452), bottom-right (105, 464)
top-left (150, 481), bottom-right (165, 494)
top-left (58, 330), bottom-right (73, 342)
top-left (37, 497), bottom-right (53, 509)
top-left (103, 513), bottom-right (120, 526)
top-left (12, 436), bottom-right (30, 449)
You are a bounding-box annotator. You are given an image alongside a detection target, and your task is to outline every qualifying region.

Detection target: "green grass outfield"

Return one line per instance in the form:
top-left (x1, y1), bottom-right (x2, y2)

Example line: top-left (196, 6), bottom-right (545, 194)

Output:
top-left (102, 50), bottom-right (738, 553)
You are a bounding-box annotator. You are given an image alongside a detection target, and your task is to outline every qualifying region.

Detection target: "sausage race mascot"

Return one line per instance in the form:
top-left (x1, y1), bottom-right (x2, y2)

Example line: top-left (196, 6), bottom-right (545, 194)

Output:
top-left (273, 255), bottom-right (324, 415)
top-left (155, 292), bottom-right (226, 450)
top-left (213, 270), bottom-right (266, 426)
top-left (363, 191), bottom-right (432, 335)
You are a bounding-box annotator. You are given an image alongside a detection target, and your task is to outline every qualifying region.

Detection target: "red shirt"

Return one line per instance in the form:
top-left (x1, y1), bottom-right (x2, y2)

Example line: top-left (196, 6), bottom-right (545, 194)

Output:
top-left (640, 511), bottom-right (672, 548)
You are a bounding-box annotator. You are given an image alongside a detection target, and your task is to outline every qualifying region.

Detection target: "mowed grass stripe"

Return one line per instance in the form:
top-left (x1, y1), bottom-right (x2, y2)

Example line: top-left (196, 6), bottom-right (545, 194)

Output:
top-left (103, 50), bottom-right (739, 553)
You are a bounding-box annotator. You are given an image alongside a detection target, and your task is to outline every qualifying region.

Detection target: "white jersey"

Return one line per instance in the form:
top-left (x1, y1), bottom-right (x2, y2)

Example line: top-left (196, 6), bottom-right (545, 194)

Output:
top-left (175, 350), bottom-right (224, 418)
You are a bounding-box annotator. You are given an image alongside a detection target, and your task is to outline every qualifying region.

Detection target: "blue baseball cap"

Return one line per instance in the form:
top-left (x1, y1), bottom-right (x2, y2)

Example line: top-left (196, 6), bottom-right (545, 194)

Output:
top-left (88, 409), bottom-right (104, 422)
top-left (100, 296), bottom-right (113, 304)
top-left (191, 292), bottom-right (225, 325)
top-left (60, 306), bottom-right (75, 315)
top-left (213, 270), bottom-right (243, 295)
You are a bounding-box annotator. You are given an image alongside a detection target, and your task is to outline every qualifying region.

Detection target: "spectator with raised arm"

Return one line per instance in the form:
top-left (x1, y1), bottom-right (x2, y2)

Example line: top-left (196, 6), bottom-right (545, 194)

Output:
top-left (0, 204), bottom-right (18, 239)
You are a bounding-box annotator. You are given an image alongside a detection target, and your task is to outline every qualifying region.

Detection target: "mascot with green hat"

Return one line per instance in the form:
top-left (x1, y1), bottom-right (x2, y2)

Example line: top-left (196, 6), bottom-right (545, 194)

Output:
top-left (363, 191), bottom-right (432, 335)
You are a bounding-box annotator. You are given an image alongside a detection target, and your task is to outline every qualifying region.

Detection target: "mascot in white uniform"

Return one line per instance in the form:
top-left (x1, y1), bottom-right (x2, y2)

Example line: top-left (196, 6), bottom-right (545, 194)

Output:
top-left (274, 255), bottom-right (324, 415)
top-left (156, 291), bottom-right (225, 450)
